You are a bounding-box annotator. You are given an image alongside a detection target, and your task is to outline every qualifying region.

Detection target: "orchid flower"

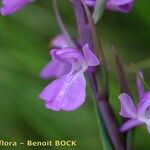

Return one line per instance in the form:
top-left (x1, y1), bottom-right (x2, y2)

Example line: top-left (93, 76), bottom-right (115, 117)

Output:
top-left (119, 72), bottom-right (150, 133)
top-left (84, 0), bottom-right (134, 13)
top-left (40, 34), bottom-right (71, 79)
top-left (0, 0), bottom-right (34, 15)
top-left (39, 44), bottom-right (100, 111)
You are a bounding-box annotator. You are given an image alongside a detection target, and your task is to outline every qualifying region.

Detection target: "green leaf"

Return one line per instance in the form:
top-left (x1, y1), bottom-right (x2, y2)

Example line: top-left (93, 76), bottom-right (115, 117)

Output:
top-left (92, 98), bottom-right (113, 150)
top-left (92, 0), bottom-right (105, 24)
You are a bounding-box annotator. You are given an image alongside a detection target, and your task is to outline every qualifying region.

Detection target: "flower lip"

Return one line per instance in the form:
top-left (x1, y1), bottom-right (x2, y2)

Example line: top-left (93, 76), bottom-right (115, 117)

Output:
top-left (39, 74), bottom-right (86, 111)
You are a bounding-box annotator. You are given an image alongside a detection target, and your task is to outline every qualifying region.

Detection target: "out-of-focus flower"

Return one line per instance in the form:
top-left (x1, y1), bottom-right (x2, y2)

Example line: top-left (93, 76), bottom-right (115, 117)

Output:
top-left (106, 0), bottom-right (134, 13)
top-left (119, 72), bottom-right (150, 133)
top-left (84, 0), bottom-right (134, 13)
top-left (51, 34), bottom-right (69, 48)
top-left (40, 35), bottom-right (70, 79)
top-left (39, 44), bottom-right (100, 111)
top-left (0, 0), bottom-right (34, 16)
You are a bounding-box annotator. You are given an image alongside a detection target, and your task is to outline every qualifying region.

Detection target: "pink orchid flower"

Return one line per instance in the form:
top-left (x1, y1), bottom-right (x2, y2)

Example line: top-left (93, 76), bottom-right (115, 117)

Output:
top-left (39, 44), bottom-right (100, 111)
top-left (119, 72), bottom-right (150, 133)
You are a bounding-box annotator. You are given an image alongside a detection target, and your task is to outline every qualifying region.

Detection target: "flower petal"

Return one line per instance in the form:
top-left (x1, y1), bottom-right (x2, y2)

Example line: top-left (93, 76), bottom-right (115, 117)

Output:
top-left (82, 44), bottom-right (100, 66)
top-left (51, 48), bottom-right (84, 63)
top-left (106, 0), bottom-right (134, 13)
top-left (136, 71), bottom-right (145, 100)
top-left (39, 75), bottom-right (65, 103)
top-left (120, 119), bottom-right (143, 132)
top-left (51, 34), bottom-right (68, 48)
top-left (0, 0), bottom-right (32, 15)
top-left (40, 60), bottom-right (71, 79)
top-left (61, 74), bottom-right (86, 111)
top-left (39, 74), bottom-right (86, 111)
top-left (119, 93), bottom-right (137, 118)
top-left (137, 92), bottom-right (150, 116)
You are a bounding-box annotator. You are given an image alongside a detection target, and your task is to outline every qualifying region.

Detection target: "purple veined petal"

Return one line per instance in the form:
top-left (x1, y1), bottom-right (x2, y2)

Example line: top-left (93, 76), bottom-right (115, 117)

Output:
top-left (39, 75), bottom-right (67, 111)
top-left (61, 74), bottom-right (86, 111)
top-left (0, 0), bottom-right (33, 16)
top-left (40, 60), bottom-right (71, 79)
top-left (51, 34), bottom-right (68, 48)
top-left (136, 71), bottom-right (145, 100)
top-left (82, 44), bottom-right (100, 66)
top-left (39, 73), bottom-right (86, 111)
top-left (119, 93), bottom-right (137, 118)
top-left (137, 92), bottom-right (150, 116)
top-left (120, 119), bottom-right (143, 132)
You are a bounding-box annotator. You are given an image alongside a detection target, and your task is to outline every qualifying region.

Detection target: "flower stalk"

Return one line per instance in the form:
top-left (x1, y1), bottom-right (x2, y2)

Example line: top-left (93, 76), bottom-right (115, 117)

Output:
top-left (113, 47), bottom-right (134, 150)
top-left (71, 0), bottom-right (124, 149)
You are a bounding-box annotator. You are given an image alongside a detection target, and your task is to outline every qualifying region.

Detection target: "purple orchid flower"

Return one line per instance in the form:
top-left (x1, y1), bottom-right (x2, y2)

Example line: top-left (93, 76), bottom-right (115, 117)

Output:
top-left (119, 72), bottom-right (150, 133)
top-left (40, 35), bottom-right (70, 79)
top-left (0, 0), bottom-right (33, 16)
top-left (84, 0), bottom-right (134, 13)
top-left (39, 44), bottom-right (100, 111)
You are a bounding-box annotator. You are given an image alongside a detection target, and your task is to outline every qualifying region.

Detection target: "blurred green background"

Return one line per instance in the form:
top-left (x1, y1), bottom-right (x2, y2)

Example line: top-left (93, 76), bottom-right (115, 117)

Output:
top-left (0, 0), bottom-right (149, 149)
